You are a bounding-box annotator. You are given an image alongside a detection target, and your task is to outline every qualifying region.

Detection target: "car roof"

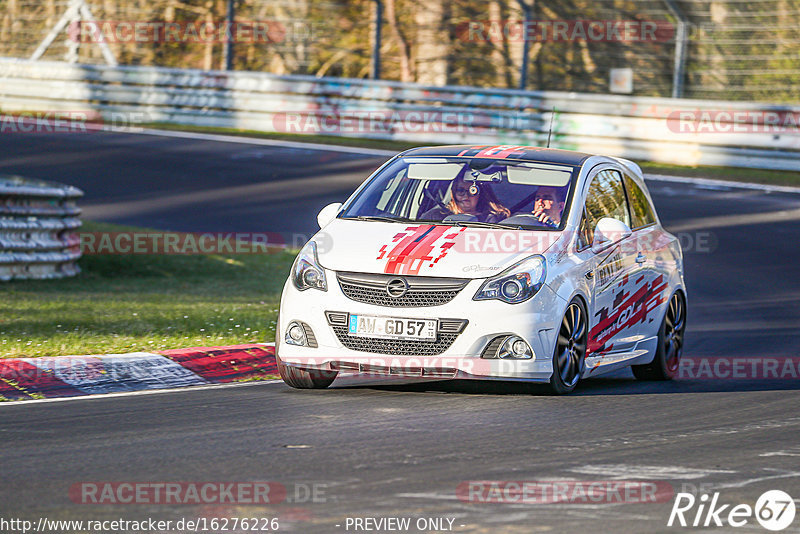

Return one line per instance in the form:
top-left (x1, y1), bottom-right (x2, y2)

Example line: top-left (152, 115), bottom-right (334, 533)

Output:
top-left (399, 145), bottom-right (593, 166)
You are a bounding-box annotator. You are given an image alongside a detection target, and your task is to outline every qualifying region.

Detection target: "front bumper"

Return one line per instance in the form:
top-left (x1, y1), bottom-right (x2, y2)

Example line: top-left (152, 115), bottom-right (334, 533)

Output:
top-left (277, 269), bottom-right (567, 382)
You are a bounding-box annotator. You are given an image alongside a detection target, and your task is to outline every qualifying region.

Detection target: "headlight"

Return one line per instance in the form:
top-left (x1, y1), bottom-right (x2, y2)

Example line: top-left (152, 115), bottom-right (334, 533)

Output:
top-left (291, 240), bottom-right (327, 291)
top-left (473, 255), bottom-right (546, 304)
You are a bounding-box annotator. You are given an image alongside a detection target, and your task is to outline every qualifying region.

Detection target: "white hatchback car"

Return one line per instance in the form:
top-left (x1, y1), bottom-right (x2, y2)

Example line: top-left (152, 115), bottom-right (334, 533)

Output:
top-left (276, 145), bottom-right (687, 394)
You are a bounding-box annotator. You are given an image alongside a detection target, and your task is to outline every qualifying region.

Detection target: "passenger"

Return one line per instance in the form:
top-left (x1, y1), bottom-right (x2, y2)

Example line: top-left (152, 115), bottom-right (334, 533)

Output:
top-left (421, 177), bottom-right (510, 223)
top-left (529, 186), bottom-right (566, 227)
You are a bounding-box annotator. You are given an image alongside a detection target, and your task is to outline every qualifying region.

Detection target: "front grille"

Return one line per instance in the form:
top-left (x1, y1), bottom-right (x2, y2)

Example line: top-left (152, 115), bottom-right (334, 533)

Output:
top-left (337, 271), bottom-right (468, 307)
top-left (331, 325), bottom-right (459, 355)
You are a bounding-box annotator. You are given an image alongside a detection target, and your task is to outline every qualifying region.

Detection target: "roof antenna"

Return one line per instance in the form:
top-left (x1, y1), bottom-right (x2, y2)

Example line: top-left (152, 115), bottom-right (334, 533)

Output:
top-left (546, 107), bottom-right (556, 148)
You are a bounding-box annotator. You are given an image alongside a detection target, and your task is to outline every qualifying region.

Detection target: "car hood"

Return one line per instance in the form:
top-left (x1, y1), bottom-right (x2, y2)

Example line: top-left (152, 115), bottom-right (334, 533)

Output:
top-left (313, 219), bottom-right (563, 279)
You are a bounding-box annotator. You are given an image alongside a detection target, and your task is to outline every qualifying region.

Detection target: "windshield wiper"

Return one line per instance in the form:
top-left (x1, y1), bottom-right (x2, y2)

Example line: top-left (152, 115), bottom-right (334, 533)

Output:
top-left (342, 215), bottom-right (412, 223)
top-left (343, 216), bottom-right (523, 230)
top-left (448, 220), bottom-right (524, 230)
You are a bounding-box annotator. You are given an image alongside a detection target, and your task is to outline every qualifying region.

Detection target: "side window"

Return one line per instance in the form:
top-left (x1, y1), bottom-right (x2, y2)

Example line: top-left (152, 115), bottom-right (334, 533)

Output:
top-left (623, 174), bottom-right (657, 228)
top-left (584, 169), bottom-right (630, 236)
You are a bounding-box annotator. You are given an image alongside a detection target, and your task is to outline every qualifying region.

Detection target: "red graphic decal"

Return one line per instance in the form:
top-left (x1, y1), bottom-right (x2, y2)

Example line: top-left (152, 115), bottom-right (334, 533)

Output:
top-left (473, 145), bottom-right (530, 159)
top-left (589, 274), bottom-right (668, 355)
top-left (457, 146), bottom-right (487, 156)
top-left (456, 145), bottom-right (537, 158)
top-left (379, 225), bottom-right (465, 275)
top-left (612, 290), bottom-right (629, 309)
top-left (431, 242), bottom-right (455, 266)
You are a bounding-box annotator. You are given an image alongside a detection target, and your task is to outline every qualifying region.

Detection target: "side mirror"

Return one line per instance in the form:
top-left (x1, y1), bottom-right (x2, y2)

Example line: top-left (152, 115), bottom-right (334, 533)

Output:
top-left (592, 217), bottom-right (632, 252)
top-left (317, 202), bottom-right (342, 228)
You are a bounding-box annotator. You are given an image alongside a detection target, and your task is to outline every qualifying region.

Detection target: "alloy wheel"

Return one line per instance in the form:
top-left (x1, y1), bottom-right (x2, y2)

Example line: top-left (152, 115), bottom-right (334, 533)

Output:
top-left (556, 302), bottom-right (587, 388)
top-left (663, 293), bottom-right (685, 373)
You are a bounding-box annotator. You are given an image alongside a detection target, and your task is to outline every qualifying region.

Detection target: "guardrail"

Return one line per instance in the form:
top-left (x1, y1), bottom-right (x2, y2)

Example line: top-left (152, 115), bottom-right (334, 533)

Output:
top-left (0, 58), bottom-right (798, 171)
top-left (0, 175), bottom-right (83, 281)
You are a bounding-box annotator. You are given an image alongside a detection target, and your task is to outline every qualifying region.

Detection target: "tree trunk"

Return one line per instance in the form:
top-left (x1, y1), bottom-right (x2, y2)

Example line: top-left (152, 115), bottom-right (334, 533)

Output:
top-left (415, 0), bottom-right (450, 85)
top-left (203, 2), bottom-right (214, 71)
top-left (385, 0), bottom-right (413, 82)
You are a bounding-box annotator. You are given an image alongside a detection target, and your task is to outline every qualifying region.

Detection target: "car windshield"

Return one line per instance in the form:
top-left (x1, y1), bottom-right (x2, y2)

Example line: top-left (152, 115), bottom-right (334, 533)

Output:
top-left (339, 156), bottom-right (578, 230)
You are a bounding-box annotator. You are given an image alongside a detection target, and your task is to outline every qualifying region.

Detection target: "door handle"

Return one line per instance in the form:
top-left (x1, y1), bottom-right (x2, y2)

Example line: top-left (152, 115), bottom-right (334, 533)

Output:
top-left (635, 252), bottom-right (646, 264)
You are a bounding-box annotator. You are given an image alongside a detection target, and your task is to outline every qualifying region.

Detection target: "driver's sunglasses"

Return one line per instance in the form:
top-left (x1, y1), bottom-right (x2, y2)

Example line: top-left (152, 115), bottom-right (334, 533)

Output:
top-left (453, 187), bottom-right (479, 197)
top-left (536, 196), bottom-right (555, 202)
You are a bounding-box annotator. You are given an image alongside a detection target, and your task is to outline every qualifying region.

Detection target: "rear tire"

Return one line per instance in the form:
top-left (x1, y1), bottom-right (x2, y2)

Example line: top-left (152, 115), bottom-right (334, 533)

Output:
top-left (548, 298), bottom-right (588, 395)
top-left (277, 354), bottom-right (338, 389)
top-left (632, 291), bottom-right (686, 381)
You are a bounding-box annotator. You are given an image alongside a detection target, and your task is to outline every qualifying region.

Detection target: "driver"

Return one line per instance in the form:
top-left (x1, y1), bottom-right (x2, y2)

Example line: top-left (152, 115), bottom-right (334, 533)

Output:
top-left (421, 176), bottom-right (510, 223)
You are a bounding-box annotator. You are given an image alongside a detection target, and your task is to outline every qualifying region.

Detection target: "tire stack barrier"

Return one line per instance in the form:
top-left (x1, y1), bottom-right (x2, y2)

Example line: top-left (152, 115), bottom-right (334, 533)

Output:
top-left (0, 175), bottom-right (83, 281)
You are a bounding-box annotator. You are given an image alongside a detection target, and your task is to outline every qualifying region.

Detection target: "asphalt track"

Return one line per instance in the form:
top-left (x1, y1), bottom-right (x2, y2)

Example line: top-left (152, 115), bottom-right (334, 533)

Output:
top-left (2, 130), bottom-right (800, 533)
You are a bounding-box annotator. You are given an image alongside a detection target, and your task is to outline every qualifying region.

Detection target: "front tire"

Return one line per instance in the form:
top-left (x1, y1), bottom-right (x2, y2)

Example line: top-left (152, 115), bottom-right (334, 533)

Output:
top-left (632, 291), bottom-right (686, 381)
top-left (549, 298), bottom-right (588, 395)
top-left (277, 354), bottom-right (338, 389)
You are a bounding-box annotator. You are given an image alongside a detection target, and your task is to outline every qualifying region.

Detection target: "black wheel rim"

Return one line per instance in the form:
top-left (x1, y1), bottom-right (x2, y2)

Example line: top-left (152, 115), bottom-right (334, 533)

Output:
top-left (664, 293), bottom-right (685, 373)
top-left (557, 303), bottom-right (586, 388)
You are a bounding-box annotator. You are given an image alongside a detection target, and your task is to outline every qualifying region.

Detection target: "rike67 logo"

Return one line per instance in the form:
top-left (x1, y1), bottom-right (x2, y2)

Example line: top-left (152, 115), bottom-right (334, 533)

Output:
top-left (668, 490), bottom-right (796, 531)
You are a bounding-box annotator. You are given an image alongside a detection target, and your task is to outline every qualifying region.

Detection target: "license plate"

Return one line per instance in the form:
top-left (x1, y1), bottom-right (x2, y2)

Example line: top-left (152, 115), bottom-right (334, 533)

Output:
top-left (348, 315), bottom-right (437, 341)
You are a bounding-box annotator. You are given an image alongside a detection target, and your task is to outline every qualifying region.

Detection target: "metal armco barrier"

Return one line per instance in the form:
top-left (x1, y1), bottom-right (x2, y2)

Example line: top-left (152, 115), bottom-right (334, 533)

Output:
top-left (0, 58), bottom-right (798, 170)
top-left (0, 175), bottom-right (83, 281)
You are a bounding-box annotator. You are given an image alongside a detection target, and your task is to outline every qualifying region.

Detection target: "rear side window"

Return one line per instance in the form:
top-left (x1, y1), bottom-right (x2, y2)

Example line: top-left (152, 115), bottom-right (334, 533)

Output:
top-left (584, 169), bottom-right (630, 235)
top-left (623, 174), bottom-right (657, 228)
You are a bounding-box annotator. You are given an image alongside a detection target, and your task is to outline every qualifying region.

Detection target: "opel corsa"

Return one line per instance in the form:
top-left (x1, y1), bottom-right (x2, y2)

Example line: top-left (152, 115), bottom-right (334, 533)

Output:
top-left (276, 145), bottom-right (687, 394)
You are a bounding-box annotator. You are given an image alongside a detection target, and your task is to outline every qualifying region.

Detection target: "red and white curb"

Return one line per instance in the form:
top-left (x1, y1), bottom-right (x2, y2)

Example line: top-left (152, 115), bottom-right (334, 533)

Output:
top-left (0, 343), bottom-right (278, 401)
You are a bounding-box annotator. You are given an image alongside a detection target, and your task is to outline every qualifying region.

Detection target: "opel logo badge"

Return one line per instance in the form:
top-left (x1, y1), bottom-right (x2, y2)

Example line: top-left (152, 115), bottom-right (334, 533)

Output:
top-left (386, 278), bottom-right (409, 298)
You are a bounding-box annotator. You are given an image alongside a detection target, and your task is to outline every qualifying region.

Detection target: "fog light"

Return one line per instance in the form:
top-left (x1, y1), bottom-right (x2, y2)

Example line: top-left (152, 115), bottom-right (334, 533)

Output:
top-left (286, 322), bottom-right (307, 346)
top-left (512, 340), bottom-right (528, 355)
top-left (498, 336), bottom-right (533, 359)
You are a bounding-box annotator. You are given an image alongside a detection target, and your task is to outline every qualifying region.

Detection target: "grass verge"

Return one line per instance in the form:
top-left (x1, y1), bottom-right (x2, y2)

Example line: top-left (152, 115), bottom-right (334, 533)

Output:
top-left (146, 122), bottom-right (800, 187)
top-left (0, 221), bottom-right (294, 358)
